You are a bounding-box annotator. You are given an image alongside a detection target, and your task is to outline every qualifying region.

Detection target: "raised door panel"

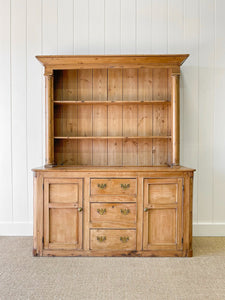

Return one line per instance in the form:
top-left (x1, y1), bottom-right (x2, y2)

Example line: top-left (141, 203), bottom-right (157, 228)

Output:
top-left (44, 178), bottom-right (83, 250)
top-left (143, 178), bottom-right (183, 251)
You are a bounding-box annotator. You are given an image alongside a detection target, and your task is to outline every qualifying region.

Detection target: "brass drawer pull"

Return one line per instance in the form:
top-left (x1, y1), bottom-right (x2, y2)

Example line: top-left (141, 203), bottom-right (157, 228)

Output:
top-left (78, 207), bottom-right (83, 212)
top-left (97, 236), bottom-right (106, 242)
top-left (120, 236), bottom-right (129, 243)
top-left (120, 208), bottom-right (130, 215)
top-left (121, 183), bottom-right (130, 189)
top-left (98, 183), bottom-right (107, 189)
top-left (97, 208), bottom-right (106, 215)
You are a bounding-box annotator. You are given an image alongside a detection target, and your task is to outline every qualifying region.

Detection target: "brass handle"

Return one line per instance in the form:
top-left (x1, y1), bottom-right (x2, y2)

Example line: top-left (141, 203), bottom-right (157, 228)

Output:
top-left (121, 183), bottom-right (130, 189)
top-left (98, 183), bottom-right (107, 189)
top-left (120, 236), bottom-right (129, 243)
top-left (120, 208), bottom-right (130, 215)
top-left (97, 236), bottom-right (106, 242)
top-left (97, 208), bottom-right (106, 215)
top-left (144, 207), bottom-right (149, 212)
top-left (78, 207), bottom-right (83, 212)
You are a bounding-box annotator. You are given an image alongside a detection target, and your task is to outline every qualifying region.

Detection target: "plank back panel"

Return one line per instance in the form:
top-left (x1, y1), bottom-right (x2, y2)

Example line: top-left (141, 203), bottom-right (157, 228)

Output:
top-left (53, 67), bottom-right (172, 166)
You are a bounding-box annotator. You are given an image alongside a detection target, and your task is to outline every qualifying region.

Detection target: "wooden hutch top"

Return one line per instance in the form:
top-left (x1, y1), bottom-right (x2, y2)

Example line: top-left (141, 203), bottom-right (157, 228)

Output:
top-left (36, 54), bottom-right (190, 170)
top-left (36, 54), bottom-right (189, 74)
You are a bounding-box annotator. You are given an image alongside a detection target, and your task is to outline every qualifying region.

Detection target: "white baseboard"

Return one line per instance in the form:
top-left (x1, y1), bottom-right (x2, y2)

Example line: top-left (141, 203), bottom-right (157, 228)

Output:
top-left (0, 222), bottom-right (225, 236)
top-left (0, 222), bottom-right (33, 236)
top-left (193, 223), bottom-right (225, 236)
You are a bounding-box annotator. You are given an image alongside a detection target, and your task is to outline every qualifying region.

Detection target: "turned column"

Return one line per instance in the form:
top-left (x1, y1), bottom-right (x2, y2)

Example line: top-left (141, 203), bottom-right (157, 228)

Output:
top-left (45, 72), bottom-right (54, 166)
top-left (171, 72), bottom-right (180, 166)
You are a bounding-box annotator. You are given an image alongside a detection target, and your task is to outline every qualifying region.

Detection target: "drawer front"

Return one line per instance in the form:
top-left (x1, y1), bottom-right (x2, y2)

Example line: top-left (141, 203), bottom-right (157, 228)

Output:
top-left (91, 178), bottom-right (137, 196)
top-left (90, 203), bottom-right (136, 226)
top-left (90, 229), bottom-right (136, 250)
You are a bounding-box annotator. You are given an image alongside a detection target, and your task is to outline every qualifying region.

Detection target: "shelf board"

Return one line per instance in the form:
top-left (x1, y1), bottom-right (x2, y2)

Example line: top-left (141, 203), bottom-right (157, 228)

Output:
top-left (54, 136), bottom-right (172, 140)
top-left (54, 100), bottom-right (170, 105)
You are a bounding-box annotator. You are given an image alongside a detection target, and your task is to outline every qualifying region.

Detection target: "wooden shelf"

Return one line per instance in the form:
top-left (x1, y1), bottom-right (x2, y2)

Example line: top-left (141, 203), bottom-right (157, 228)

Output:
top-left (54, 136), bottom-right (172, 140)
top-left (54, 100), bottom-right (170, 105)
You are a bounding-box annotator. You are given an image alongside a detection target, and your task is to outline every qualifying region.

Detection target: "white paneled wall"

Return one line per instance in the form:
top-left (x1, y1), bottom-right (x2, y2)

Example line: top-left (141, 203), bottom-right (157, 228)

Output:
top-left (0, 0), bottom-right (225, 235)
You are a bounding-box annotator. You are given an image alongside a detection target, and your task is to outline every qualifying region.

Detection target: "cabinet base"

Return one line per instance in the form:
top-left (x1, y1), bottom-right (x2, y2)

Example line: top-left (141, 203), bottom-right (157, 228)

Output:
top-left (33, 248), bottom-right (193, 257)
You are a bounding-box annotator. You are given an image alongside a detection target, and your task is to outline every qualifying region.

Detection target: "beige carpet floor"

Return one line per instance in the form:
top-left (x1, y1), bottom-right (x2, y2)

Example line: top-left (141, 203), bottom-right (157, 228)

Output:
top-left (0, 237), bottom-right (225, 300)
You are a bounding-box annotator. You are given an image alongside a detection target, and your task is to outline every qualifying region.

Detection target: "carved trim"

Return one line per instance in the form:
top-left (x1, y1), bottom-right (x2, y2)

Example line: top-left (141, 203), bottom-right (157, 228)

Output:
top-left (44, 67), bottom-right (53, 76)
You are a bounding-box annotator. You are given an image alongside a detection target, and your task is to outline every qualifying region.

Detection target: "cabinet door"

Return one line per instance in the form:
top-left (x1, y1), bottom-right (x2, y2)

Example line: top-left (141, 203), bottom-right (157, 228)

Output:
top-left (43, 178), bottom-right (83, 250)
top-left (143, 178), bottom-right (183, 251)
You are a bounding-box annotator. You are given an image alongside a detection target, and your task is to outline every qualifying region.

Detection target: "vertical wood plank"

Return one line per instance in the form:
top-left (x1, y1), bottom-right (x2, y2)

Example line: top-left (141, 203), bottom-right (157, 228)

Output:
top-left (78, 69), bottom-right (92, 101)
top-left (137, 0), bottom-right (152, 53)
top-left (54, 71), bottom-right (63, 100)
top-left (108, 69), bottom-right (122, 101)
top-left (108, 104), bottom-right (122, 166)
top-left (123, 105), bottom-right (138, 136)
top-left (214, 0), bottom-right (225, 222)
top-left (89, 0), bottom-right (105, 54)
top-left (138, 69), bottom-right (153, 165)
top-left (93, 105), bottom-right (107, 136)
top-left (105, 0), bottom-right (121, 54)
top-left (77, 140), bottom-right (92, 165)
top-left (183, 0), bottom-right (199, 224)
top-left (0, 0), bottom-right (12, 222)
top-left (123, 104), bottom-right (138, 166)
top-left (138, 105), bottom-right (153, 166)
top-left (152, 69), bottom-right (168, 165)
top-left (138, 69), bottom-right (153, 101)
top-left (27, 0), bottom-right (42, 222)
top-left (123, 69), bottom-right (138, 101)
top-left (62, 70), bottom-right (78, 101)
top-left (92, 69), bottom-right (107, 164)
top-left (92, 140), bottom-right (108, 166)
top-left (151, 0), bottom-right (168, 53)
top-left (77, 70), bottom-right (92, 165)
top-left (11, 0), bottom-right (28, 222)
top-left (108, 105), bottom-right (122, 136)
top-left (74, 0), bottom-right (89, 54)
top-left (197, 0), bottom-right (214, 223)
top-left (93, 69), bottom-right (107, 101)
top-left (121, 0), bottom-right (136, 54)
top-left (58, 0), bottom-right (74, 54)
top-left (42, 0), bottom-right (58, 54)
top-left (168, 0), bottom-right (184, 165)
top-left (108, 140), bottom-right (123, 166)
top-left (123, 139), bottom-right (138, 166)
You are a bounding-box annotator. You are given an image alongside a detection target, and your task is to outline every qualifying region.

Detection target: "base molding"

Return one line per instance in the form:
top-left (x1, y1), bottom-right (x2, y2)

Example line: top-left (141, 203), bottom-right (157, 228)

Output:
top-left (0, 222), bottom-right (33, 236)
top-left (193, 223), bottom-right (225, 236)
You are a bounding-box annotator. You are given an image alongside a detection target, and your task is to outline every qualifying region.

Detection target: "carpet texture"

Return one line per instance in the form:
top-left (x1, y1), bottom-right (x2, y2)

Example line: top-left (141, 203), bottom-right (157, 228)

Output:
top-left (0, 237), bottom-right (225, 300)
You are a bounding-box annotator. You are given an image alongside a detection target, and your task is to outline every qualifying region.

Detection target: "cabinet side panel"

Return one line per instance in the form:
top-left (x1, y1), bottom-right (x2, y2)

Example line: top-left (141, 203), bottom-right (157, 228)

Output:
top-left (33, 173), bottom-right (43, 256)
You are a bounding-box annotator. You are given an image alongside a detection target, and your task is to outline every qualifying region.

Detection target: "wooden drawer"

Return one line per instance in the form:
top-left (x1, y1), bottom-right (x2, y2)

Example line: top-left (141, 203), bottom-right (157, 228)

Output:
top-left (90, 229), bottom-right (136, 250)
top-left (90, 178), bottom-right (137, 196)
top-left (90, 203), bottom-right (136, 227)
